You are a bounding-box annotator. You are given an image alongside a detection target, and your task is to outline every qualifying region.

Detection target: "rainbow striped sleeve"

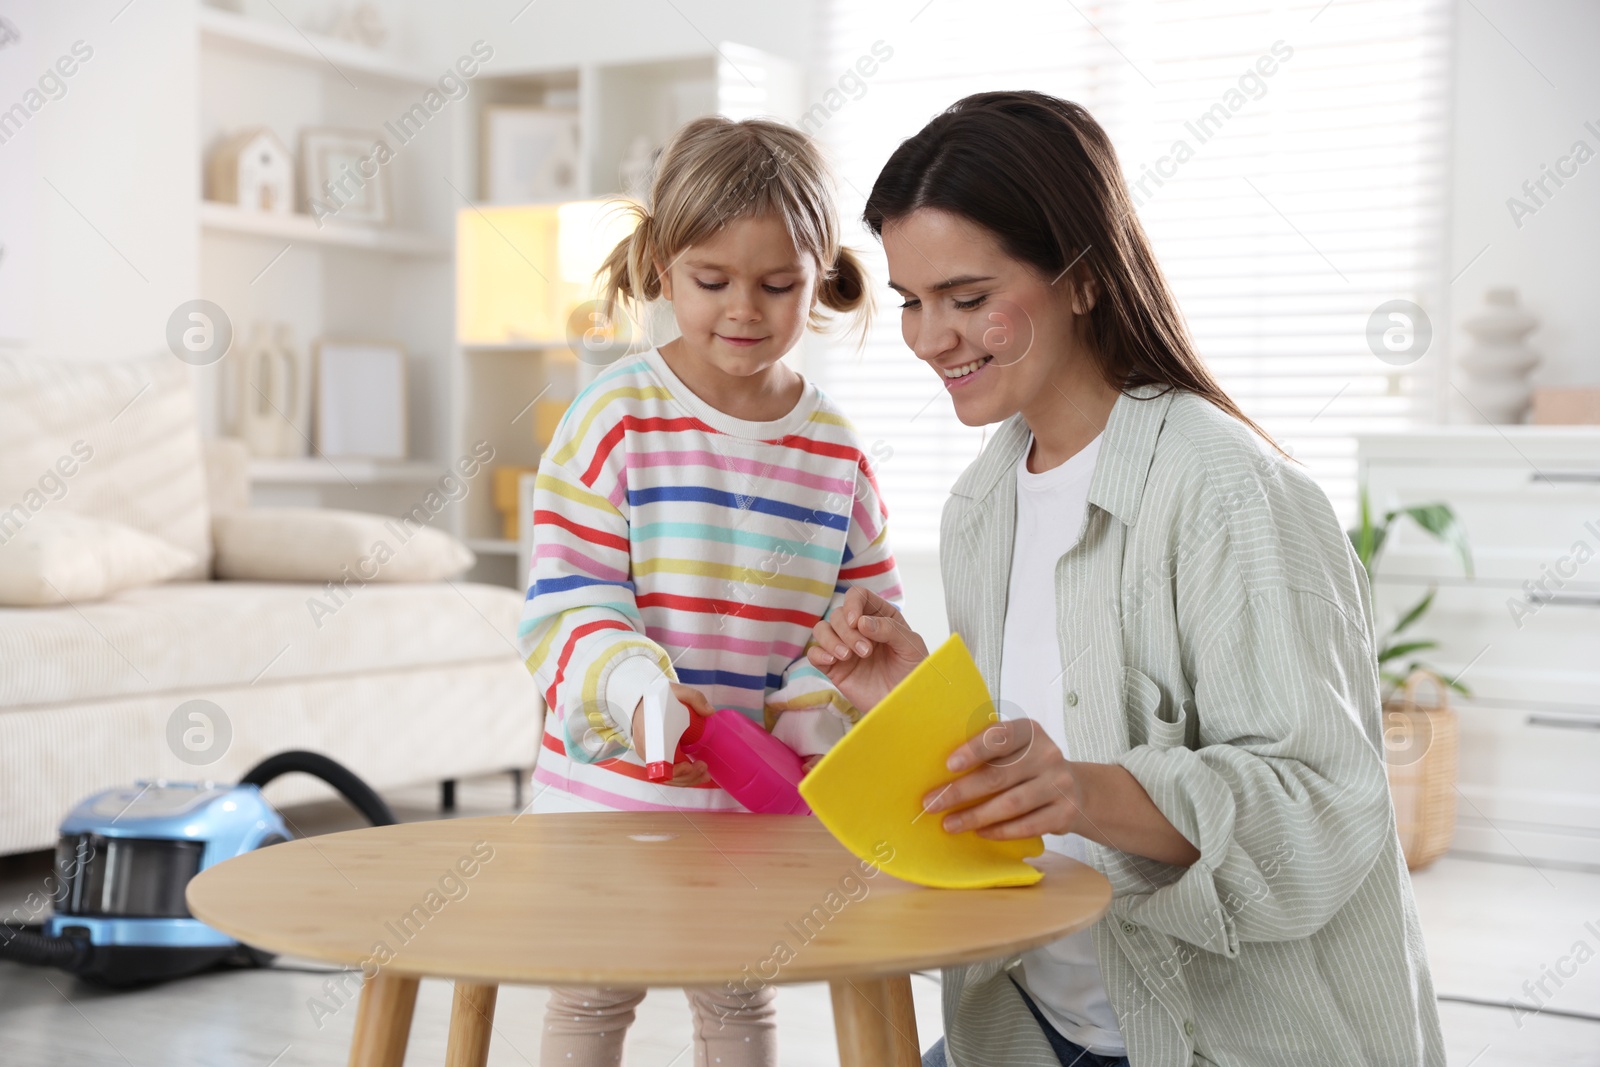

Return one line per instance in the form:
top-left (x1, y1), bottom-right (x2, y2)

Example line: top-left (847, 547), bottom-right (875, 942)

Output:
top-left (518, 365), bottom-right (674, 766)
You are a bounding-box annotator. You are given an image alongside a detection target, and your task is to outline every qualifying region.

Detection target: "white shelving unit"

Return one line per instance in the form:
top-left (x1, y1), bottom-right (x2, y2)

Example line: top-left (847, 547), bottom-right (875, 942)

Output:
top-left (195, 6), bottom-right (457, 517)
top-left (459, 340), bottom-right (568, 353)
top-left (197, 7), bottom-right (437, 88)
top-left (199, 202), bottom-right (450, 258)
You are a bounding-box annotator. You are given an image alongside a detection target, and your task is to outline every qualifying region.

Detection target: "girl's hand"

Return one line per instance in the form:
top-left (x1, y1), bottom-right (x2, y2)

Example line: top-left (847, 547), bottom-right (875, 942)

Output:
top-left (666, 683), bottom-right (714, 785)
top-left (631, 683), bottom-right (715, 787)
top-left (805, 587), bottom-right (929, 713)
top-left (668, 759), bottom-right (712, 787)
top-left (669, 682), bottom-right (714, 717)
top-left (920, 719), bottom-right (1082, 840)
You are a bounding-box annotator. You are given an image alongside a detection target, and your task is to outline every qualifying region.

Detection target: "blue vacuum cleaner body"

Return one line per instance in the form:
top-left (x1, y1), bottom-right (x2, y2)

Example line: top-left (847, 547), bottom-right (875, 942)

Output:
top-left (43, 781), bottom-right (289, 985)
top-left (1, 750), bottom-right (393, 986)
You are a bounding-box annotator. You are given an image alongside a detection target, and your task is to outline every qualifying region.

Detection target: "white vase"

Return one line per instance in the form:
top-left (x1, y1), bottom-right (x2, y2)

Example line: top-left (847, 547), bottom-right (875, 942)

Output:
top-left (235, 322), bottom-right (304, 458)
top-left (1454, 287), bottom-right (1539, 424)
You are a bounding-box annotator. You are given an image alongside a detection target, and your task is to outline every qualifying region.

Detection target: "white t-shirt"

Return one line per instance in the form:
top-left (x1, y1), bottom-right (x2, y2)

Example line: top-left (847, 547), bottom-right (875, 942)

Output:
top-left (998, 432), bottom-right (1126, 1057)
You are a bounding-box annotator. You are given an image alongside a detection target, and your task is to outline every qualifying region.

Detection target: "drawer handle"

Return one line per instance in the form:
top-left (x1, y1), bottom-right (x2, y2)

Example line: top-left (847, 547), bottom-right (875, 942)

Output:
top-left (1526, 592), bottom-right (1600, 608)
top-left (1526, 715), bottom-right (1600, 731)
top-left (1531, 471), bottom-right (1600, 484)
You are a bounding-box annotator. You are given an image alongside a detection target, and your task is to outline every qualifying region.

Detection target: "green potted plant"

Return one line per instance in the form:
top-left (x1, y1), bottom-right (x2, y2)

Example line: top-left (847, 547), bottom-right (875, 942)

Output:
top-left (1348, 488), bottom-right (1472, 870)
top-left (1348, 489), bottom-right (1474, 696)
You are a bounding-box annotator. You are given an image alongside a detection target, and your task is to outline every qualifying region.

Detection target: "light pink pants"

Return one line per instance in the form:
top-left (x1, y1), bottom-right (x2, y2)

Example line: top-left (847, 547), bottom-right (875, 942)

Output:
top-left (541, 984), bottom-right (777, 1066)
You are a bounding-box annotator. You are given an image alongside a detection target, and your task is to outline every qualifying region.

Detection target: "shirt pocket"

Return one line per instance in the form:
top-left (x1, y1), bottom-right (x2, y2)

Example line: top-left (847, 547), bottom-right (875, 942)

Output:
top-left (1125, 666), bottom-right (1191, 750)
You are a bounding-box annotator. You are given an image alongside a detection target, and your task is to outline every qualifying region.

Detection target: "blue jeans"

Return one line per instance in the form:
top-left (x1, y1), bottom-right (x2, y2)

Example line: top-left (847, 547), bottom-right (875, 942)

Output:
top-left (922, 978), bottom-right (1130, 1067)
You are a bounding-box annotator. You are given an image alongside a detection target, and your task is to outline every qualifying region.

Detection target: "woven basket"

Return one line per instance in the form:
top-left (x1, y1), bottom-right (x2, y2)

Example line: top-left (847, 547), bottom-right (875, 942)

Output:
top-left (1382, 671), bottom-right (1458, 871)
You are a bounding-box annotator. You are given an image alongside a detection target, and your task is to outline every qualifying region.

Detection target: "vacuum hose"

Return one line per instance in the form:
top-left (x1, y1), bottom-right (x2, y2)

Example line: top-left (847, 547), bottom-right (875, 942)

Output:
top-left (239, 750), bottom-right (397, 827)
top-left (0, 924), bottom-right (91, 970)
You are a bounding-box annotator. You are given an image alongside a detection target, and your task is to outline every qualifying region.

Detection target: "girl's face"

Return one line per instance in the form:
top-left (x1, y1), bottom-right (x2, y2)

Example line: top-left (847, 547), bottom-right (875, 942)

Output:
top-left (883, 207), bottom-right (1094, 428)
top-left (658, 213), bottom-right (818, 379)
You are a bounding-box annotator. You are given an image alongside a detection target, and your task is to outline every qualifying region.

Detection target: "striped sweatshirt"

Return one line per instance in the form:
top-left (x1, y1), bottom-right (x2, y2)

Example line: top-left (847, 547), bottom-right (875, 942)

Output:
top-left (517, 348), bottom-right (903, 812)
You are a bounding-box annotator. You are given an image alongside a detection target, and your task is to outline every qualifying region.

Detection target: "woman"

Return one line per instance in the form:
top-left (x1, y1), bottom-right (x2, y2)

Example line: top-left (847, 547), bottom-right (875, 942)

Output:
top-left (806, 92), bottom-right (1443, 1067)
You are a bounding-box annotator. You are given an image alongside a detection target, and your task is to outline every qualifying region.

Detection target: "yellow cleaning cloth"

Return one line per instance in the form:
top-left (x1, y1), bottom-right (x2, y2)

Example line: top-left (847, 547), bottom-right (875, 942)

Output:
top-left (800, 634), bottom-right (1044, 888)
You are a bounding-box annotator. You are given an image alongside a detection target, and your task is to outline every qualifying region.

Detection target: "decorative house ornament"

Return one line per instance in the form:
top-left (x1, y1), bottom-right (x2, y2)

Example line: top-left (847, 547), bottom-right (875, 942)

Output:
top-left (208, 128), bottom-right (294, 215)
top-left (1453, 287), bottom-right (1540, 425)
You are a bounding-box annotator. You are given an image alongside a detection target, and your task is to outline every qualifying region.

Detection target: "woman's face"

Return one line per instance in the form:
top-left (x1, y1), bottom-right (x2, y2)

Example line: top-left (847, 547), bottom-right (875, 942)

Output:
top-left (883, 208), bottom-right (1089, 428)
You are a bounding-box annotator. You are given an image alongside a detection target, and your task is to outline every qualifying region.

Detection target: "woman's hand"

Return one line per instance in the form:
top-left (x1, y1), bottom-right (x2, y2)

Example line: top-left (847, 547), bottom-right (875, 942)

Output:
top-left (805, 587), bottom-right (929, 713)
top-left (923, 717), bottom-right (1202, 866)
top-left (921, 719), bottom-right (1082, 840)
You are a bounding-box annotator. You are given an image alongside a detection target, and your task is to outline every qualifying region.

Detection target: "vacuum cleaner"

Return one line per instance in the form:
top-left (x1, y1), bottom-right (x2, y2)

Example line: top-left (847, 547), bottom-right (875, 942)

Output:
top-left (0, 750), bottom-right (394, 986)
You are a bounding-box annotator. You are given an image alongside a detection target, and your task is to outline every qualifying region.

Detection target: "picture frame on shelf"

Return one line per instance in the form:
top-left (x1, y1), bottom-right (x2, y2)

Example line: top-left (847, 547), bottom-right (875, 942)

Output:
top-left (300, 127), bottom-right (392, 226)
top-left (313, 339), bottom-right (408, 460)
top-left (481, 106), bottom-right (580, 204)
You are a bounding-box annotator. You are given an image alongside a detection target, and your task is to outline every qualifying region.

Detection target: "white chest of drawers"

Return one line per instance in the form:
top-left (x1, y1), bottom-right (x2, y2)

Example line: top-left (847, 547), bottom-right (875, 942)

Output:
top-left (1358, 428), bottom-right (1600, 870)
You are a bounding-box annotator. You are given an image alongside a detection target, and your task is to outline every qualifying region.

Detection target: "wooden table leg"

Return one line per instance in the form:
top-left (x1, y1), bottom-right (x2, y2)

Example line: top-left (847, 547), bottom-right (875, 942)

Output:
top-left (446, 980), bottom-right (499, 1067)
top-left (829, 975), bottom-right (920, 1067)
top-left (348, 972), bottom-right (419, 1067)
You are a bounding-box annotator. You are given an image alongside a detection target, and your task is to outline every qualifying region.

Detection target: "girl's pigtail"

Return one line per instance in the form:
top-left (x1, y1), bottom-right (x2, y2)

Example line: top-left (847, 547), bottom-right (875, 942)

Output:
top-left (816, 245), bottom-right (874, 346)
top-left (597, 204), bottom-right (659, 328)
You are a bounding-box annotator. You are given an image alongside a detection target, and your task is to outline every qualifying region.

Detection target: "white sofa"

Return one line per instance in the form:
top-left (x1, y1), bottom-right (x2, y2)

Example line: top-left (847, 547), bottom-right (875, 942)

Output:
top-left (0, 353), bottom-right (542, 856)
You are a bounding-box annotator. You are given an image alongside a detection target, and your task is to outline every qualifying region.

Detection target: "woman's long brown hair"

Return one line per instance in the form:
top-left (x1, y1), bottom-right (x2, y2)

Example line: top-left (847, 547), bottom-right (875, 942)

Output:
top-left (863, 90), bottom-right (1284, 454)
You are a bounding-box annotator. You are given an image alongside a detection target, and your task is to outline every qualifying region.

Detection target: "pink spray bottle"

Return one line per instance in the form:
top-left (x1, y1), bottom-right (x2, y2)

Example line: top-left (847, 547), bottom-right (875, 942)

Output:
top-left (639, 686), bottom-right (811, 815)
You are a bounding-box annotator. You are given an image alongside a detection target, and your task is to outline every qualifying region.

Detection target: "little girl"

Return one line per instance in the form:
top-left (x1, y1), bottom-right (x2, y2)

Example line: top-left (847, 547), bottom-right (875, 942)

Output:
top-left (518, 116), bottom-right (903, 1066)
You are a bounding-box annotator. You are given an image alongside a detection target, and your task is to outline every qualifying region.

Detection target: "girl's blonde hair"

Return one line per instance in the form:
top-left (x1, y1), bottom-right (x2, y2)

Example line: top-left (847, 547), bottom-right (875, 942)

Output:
top-left (597, 116), bottom-right (871, 336)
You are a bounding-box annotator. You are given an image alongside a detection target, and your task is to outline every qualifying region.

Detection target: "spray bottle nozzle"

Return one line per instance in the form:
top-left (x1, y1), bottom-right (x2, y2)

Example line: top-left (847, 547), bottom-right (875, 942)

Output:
top-left (640, 678), bottom-right (692, 783)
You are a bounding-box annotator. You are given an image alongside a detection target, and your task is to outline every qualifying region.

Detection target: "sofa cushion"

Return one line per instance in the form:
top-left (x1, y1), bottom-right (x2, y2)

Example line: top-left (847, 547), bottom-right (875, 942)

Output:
top-left (0, 513), bottom-right (199, 606)
top-left (212, 508), bottom-right (475, 583)
top-left (0, 580), bottom-right (525, 710)
top-left (203, 438), bottom-right (252, 515)
top-left (0, 353), bottom-right (211, 579)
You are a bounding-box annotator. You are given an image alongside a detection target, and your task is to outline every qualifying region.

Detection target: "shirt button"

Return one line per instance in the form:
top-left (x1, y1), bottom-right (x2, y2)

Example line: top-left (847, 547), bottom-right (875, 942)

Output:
top-left (1184, 1019), bottom-right (1195, 1037)
top-left (1121, 921), bottom-right (1137, 934)
top-left (1065, 691), bottom-right (1079, 707)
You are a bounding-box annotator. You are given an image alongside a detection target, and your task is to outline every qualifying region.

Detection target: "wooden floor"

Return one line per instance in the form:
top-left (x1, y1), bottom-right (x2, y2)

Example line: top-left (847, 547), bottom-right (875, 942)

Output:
top-left (2, 774), bottom-right (1596, 1066)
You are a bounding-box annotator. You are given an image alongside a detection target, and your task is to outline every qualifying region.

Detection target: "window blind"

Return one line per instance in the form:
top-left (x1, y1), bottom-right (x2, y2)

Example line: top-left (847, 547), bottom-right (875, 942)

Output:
top-left (810, 0), bottom-right (1453, 549)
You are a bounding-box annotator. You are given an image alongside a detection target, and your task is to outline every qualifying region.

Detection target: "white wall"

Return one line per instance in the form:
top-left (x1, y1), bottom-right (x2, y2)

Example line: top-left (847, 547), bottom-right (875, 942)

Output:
top-left (0, 0), bottom-right (197, 362)
top-left (1448, 0), bottom-right (1600, 393)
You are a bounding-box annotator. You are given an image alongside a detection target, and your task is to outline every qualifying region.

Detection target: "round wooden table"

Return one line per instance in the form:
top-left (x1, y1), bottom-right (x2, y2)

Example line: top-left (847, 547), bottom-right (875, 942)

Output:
top-left (186, 812), bottom-right (1111, 1067)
